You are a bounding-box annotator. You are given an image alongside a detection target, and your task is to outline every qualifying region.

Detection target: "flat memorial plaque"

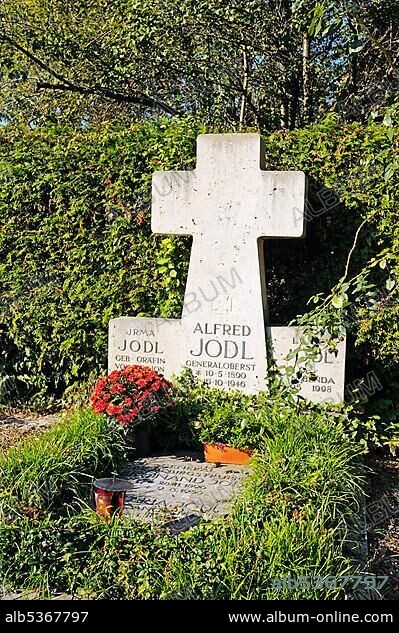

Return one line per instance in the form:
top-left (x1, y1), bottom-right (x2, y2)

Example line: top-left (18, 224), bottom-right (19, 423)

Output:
top-left (122, 454), bottom-right (249, 526)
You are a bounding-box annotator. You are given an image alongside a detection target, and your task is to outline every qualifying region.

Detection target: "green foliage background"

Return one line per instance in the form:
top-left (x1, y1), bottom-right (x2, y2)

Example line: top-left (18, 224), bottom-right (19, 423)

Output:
top-left (264, 115), bottom-right (399, 363)
top-left (0, 116), bottom-right (397, 405)
top-left (0, 118), bottom-right (202, 404)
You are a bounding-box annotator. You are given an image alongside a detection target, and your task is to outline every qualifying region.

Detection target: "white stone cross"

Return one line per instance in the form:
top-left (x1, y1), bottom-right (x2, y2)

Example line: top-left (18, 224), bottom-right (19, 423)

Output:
top-left (151, 134), bottom-right (305, 391)
top-left (152, 134), bottom-right (305, 321)
top-left (109, 134), bottom-right (345, 400)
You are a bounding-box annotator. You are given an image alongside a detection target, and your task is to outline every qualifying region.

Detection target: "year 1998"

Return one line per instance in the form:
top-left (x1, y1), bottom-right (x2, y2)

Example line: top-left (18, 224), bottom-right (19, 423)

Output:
top-left (312, 385), bottom-right (332, 393)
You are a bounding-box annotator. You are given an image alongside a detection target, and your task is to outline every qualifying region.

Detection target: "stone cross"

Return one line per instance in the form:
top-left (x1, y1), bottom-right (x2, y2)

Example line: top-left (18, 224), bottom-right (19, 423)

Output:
top-left (152, 134), bottom-right (305, 321)
top-left (109, 134), bottom-right (346, 401)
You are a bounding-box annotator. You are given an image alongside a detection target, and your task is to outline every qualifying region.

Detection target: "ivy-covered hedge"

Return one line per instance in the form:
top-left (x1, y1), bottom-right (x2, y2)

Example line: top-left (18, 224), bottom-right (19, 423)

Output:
top-left (0, 115), bottom-right (397, 405)
top-left (264, 115), bottom-right (399, 366)
top-left (0, 118), bottom-right (203, 404)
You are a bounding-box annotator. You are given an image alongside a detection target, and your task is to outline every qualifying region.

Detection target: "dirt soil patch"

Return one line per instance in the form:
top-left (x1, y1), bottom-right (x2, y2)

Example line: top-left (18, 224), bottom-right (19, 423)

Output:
top-left (365, 452), bottom-right (399, 600)
top-left (0, 413), bottom-right (60, 453)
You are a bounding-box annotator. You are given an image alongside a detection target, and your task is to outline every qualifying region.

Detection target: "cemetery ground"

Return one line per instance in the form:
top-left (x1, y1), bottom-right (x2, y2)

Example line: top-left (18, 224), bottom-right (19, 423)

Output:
top-left (0, 391), bottom-right (397, 601)
top-left (0, 413), bottom-right (59, 453)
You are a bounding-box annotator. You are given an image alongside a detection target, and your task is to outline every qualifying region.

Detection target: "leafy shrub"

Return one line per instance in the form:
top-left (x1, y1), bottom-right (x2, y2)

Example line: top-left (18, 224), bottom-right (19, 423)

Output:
top-left (197, 399), bottom-right (268, 450)
top-left (151, 369), bottom-right (394, 454)
top-left (153, 369), bottom-right (274, 451)
top-left (0, 118), bottom-right (203, 407)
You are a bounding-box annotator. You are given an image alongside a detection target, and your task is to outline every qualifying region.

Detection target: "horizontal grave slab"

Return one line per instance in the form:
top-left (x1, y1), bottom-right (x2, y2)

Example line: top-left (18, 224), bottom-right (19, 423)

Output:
top-left (121, 454), bottom-right (250, 524)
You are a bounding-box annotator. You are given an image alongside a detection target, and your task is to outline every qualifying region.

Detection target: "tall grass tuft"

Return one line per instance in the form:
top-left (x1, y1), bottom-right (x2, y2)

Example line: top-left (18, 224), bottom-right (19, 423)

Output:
top-left (0, 408), bottom-right (125, 517)
top-left (156, 411), bottom-right (364, 600)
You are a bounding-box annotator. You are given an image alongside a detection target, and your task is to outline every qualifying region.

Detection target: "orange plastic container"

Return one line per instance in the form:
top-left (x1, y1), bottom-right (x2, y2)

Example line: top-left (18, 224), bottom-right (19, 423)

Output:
top-left (203, 443), bottom-right (253, 465)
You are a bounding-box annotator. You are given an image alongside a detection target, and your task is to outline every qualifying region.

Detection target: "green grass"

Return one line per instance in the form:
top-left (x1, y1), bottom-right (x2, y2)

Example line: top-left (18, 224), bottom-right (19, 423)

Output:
top-left (0, 406), bottom-right (364, 599)
top-left (152, 411), bottom-right (364, 600)
top-left (0, 408), bottom-right (125, 517)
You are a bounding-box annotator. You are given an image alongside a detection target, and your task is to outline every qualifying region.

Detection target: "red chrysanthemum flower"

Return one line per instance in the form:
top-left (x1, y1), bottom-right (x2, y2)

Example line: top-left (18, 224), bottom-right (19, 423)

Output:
top-left (109, 383), bottom-right (125, 394)
top-left (106, 403), bottom-right (123, 416)
top-left (90, 365), bottom-right (171, 426)
top-left (108, 370), bottom-right (120, 383)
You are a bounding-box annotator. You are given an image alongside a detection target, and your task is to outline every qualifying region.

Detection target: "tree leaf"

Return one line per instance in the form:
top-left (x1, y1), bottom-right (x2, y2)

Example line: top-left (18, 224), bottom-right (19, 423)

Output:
top-left (331, 295), bottom-right (344, 309)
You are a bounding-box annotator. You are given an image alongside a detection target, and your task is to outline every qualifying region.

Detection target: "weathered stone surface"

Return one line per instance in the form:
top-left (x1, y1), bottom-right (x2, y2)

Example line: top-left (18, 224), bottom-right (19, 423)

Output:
top-left (109, 317), bottom-right (181, 378)
top-left (109, 132), bottom-right (347, 402)
top-left (268, 326), bottom-right (346, 404)
top-left (121, 453), bottom-right (249, 525)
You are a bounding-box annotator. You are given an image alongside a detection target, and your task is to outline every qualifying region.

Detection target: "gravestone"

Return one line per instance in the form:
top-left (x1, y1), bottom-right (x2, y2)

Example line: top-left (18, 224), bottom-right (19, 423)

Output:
top-left (122, 453), bottom-right (249, 528)
top-left (109, 133), bottom-right (346, 403)
top-left (268, 327), bottom-right (346, 403)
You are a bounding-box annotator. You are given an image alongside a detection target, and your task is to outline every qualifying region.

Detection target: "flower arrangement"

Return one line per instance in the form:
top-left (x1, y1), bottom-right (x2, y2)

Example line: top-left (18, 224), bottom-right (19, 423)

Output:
top-left (170, 370), bottom-right (271, 453)
top-left (90, 365), bottom-right (171, 426)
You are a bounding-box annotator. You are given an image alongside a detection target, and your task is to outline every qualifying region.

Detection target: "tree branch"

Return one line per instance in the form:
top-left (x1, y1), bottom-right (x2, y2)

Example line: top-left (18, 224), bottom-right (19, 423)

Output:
top-left (1, 33), bottom-right (180, 116)
top-left (348, 6), bottom-right (399, 81)
top-left (0, 33), bottom-right (75, 88)
top-left (36, 81), bottom-right (179, 115)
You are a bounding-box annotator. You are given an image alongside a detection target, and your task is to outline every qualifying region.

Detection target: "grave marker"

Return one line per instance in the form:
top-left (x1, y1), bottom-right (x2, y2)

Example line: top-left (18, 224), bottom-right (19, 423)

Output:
top-left (109, 133), bottom-right (346, 402)
top-left (122, 455), bottom-right (249, 522)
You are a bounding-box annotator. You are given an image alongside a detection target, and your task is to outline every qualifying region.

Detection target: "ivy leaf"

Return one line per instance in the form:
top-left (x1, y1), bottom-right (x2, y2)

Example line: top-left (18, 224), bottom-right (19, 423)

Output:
top-left (386, 278), bottom-right (396, 291)
top-left (349, 37), bottom-right (364, 54)
top-left (385, 164), bottom-right (396, 183)
top-left (331, 295), bottom-right (344, 309)
top-left (383, 112), bottom-right (393, 127)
